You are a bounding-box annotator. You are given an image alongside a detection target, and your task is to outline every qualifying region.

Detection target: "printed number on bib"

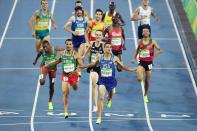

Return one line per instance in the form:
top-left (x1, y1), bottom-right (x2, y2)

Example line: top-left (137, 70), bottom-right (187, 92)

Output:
top-left (64, 64), bottom-right (75, 73)
top-left (91, 53), bottom-right (97, 63)
top-left (38, 21), bottom-right (48, 27)
top-left (112, 38), bottom-right (121, 46)
top-left (140, 50), bottom-right (150, 58)
top-left (101, 68), bottom-right (112, 77)
top-left (75, 27), bottom-right (85, 36)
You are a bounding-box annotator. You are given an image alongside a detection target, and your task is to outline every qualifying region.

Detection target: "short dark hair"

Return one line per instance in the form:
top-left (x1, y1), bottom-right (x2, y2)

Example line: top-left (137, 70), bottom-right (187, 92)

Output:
top-left (95, 9), bottom-right (103, 14)
top-left (65, 39), bottom-right (72, 44)
top-left (75, 6), bottom-right (83, 12)
top-left (75, 0), bottom-right (82, 4)
top-left (104, 43), bottom-right (111, 47)
top-left (41, 0), bottom-right (47, 5)
top-left (42, 40), bottom-right (50, 45)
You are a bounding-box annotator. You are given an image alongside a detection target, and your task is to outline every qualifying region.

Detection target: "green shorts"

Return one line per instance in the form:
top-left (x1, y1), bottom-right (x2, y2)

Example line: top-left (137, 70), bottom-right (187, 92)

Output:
top-left (35, 29), bottom-right (49, 40)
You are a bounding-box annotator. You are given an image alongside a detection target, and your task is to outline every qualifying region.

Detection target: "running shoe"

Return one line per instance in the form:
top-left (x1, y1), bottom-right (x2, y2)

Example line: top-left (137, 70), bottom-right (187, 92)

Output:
top-left (96, 118), bottom-right (101, 124)
top-left (107, 99), bottom-right (112, 108)
top-left (64, 112), bottom-right (68, 119)
top-left (144, 95), bottom-right (149, 103)
top-left (48, 102), bottom-right (53, 110)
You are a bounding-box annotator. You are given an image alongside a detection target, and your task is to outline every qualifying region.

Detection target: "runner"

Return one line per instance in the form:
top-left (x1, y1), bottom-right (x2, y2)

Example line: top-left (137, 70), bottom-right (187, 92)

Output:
top-left (86, 9), bottom-right (105, 44)
top-left (81, 43), bottom-right (136, 124)
top-left (64, 6), bottom-right (88, 57)
top-left (132, 27), bottom-right (161, 103)
top-left (102, 1), bottom-right (125, 28)
top-left (45, 39), bottom-right (84, 119)
top-left (74, 0), bottom-right (91, 20)
top-left (33, 40), bottom-right (63, 110)
top-left (104, 15), bottom-right (126, 72)
top-left (86, 30), bottom-right (104, 112)
top-left (131, 0), bottom-right (159, 39)
top-left (29, 0), bottom-right (57, 53)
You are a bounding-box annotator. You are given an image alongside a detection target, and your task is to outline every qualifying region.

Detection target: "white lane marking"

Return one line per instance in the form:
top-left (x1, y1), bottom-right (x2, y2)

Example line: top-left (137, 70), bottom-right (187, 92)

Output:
top-left (47, 112), bottom-right (77, 116)
top-left (89, 1), bottom-right (94, 131)
top-left (105, 113), bottom-right (135, 117)
top-left (161, 114), bottom-right (191, 118)
top-left (128, 0), bottom-right (154, 131)
top-left (1, 118), bottom-right (197, 126)
top-left (166, 0), bottom-right (197, 96)
top-left (0, 0), bottom-right (18, 48)
top-left (0, 111), bottom-right (19, 115)
top-left (30, 0), bottom-right (57, 131)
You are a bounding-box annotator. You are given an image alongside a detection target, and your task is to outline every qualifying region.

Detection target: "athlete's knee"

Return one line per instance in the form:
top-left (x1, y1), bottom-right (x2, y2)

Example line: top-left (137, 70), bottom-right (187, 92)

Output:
top-left (49, 85), bottom-right (54, 92)
top-left (137, 76), bottom-right (143, 82)
top-left (40, 79), bottom-right (45, 85)
top-left (73, 85), bottom-right (78, 91)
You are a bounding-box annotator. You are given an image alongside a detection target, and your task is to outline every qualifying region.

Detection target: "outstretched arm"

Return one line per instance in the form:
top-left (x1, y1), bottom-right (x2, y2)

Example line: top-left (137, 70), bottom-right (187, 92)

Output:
top-left (50, 13), bottom-right (58, 29)
top-left (29, 10), bottom-right (39, 37)
top-left (114, 56), bottom-right (136, 72)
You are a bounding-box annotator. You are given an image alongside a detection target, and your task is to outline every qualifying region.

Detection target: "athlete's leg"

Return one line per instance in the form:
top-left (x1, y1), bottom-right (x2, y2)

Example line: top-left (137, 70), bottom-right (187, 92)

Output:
top-left (96, 85), bottom-right (106, 124)
top-left (137, 65), bottom-right (145, 82)
top-left (35, 39), bottom-right (42, 53)
top-left (90, 72), bottom-right (99, 111)
top-left (48, 71), bottom-right (56, 102)
top-left (43, 35), bottom-right (50, 42)
top-left (144, 70), bottom-right (151, 96)
top-left (39, 67), bottom-right (47, 85)
top-left (62, 81), bottom-right (70, 119)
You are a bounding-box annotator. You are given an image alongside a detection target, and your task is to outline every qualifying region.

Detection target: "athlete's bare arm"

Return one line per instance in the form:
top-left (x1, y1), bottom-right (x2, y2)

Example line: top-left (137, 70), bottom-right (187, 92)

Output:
top-left (29, 10), bottom-right (39, 37)
top-left (114, 56), bottom-right (136, 72)
top-left (81, 54), bottom-right (101, 69)
top-left (64, 16), bottom-right (76, 35)
top-left (121, 27), bottom-right (126, 50)
top-left (132, 40), bottom-right (141, 64)
top-left (152, 40), bottom-right (161, 56)
top-left (50, 13), bottom-right (58, 29)
top-left (151, 8), bottom-right (160, 22)
top-left (116, 13), bottom-right (125, 25)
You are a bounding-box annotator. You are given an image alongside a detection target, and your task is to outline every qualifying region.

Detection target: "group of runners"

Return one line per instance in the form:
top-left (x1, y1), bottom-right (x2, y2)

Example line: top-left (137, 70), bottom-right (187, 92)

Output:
top-left (29, 0), bottom-right (161, 124)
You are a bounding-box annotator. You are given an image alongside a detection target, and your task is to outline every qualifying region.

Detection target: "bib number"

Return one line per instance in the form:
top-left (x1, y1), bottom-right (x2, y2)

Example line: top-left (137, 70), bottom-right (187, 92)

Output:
top-left (112, 38), bottom-right (121, 46)
top-left (75, 27), bottom-right (85, 36)
top-left (38, 21), bottom-right (48, 27)
top-left (101, 68), bottom-right (112, 77)
top-left (64, 64), bottom-right (75, 73)
top-left (140, 50), bottom-right (150, 58)
top-left (91, 53), bottom-right (97, 63)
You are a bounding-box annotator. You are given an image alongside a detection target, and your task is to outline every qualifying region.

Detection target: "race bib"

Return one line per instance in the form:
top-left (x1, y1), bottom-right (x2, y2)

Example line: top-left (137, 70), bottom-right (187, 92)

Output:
top-left (38, 21), bottom-right (48, 27)
top-left (140, 15), bottom-right (150, 25)
top-left (91, 53), bottom-right (97, 63)
top-left (111, 38), bottom-right (121, 46)
top-left (140, 50), bottom-right (150, 58)
top-left (101, 68), bottom-right (112, 77)
top-left (64, 64), bottom-right (75, 73)
top-left (75, 27), bottom-right (85, 36)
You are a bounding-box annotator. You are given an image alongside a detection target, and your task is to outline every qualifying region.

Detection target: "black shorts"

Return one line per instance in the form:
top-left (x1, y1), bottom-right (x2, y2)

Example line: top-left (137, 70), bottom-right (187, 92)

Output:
top-left (87, 67), bottom-right (100, 74)
top-left (139, 60), bottom-right (153, 71)
top-left (138, 24), bottom-right (151, 39)
top-left (112, 50), bottom-right (122, 56)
